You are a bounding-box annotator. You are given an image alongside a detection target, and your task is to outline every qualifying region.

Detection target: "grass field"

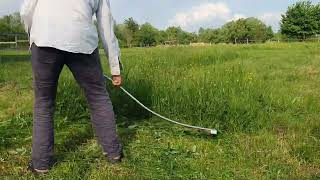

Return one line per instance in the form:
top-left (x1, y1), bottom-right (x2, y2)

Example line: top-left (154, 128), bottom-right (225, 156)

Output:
top-left (0, 43), bottom-right (319, 179)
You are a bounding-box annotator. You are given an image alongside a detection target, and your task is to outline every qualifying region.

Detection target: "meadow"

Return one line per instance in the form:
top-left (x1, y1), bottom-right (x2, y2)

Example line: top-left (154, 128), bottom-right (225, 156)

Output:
top-left (0, 43), bottom-right (319, 179)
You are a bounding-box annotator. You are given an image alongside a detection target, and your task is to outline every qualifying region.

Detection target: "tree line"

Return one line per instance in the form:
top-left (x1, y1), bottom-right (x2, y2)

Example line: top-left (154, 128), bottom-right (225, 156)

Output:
top-left (114, 18), bottom-right (198, 47)
top-left (0, 1), bottom-right (319, 46)
top-left (113, 17), bottom-right (274, 47)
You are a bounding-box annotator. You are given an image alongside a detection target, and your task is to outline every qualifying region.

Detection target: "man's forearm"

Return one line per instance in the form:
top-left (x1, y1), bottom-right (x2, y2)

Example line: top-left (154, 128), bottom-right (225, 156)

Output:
top-left (96, 0), bottom-right (121, 76)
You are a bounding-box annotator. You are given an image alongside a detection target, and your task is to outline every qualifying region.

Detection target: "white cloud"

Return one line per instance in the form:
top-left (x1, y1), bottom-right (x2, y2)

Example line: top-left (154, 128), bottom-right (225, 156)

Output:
top-left (167, 2), bottom-right (283, 32)
top-left (168, 2), bottom-right (231, 28)
top-left (227, 14), bottom-right (247, 22)
top-left (259, 12), bottom-right (282, 31)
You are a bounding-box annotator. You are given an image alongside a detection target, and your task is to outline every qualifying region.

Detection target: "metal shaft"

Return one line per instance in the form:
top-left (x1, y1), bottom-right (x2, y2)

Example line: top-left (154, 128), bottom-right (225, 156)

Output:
top-left (104, 75), bottom-right (218, 135)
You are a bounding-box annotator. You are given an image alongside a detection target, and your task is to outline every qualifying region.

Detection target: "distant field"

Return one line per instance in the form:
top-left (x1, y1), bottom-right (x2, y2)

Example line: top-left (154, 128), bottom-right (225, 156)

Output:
top-left (0, 43), bottom-right (319, 179)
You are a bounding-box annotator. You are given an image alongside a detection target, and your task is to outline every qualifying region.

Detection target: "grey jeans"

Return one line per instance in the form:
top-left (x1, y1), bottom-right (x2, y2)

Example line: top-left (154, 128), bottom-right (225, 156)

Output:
top-left (31, 43), bottom-right (121, 169)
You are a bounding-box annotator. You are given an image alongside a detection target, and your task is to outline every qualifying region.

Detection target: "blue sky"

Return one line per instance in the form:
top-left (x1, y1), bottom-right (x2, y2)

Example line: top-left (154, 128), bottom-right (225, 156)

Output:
top-left (1, 0), bottom-right (319, 32)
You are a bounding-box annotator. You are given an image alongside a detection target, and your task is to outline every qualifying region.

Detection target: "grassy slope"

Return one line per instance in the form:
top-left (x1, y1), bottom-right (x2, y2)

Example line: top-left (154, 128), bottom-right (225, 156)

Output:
top-left (0, 43), bottom-right (319, 179)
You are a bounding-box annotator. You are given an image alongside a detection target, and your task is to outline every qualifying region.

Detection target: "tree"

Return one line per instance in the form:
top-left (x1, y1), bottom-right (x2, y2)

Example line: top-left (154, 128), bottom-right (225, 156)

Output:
top-left (114, 24), bottom-right (128, 47)
top-left (220, 18), bottom-right (274, 43)
top-left (165, 26), bottom-right (195, 44)
top-left (166, 26), bottom-right (183, 42)
top-left (0, 16), bottom-right (10, 33)
top-left (266, 26), bottom-right (274, 40)
top-left (123, 17), bottom-right (139, 47)
top-left (315, 4), bottom-right (320, 35)
top-left (245, 17), bottom-right (273, 42)
top-left (0, 13), bottom-right (25, 42)
top-left (124, 17), bottom-right (139, 34)
top-left (222, 19), bottom-right (248, 43)
top-left (188, 32), bottom-right (199, 43)
top-left (157, 30), bottom-right (168, 44)
top-left (199, 28), bottom-right (224, 44)
top-left (0, 13), bottom-right (25, 34)
top-left (281, 1), bottom-right (319, 39)
top-left (137, 23), bottom-right (159, 46)
top-left (179, 31), bottom-right (197, 44)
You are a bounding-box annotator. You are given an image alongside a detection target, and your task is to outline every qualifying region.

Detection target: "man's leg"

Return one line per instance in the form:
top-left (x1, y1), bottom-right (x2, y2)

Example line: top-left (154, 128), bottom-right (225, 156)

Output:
top-left (31, 44), bottom-right (65, 169)
top-left (65, 49), bottom-right (122, 159)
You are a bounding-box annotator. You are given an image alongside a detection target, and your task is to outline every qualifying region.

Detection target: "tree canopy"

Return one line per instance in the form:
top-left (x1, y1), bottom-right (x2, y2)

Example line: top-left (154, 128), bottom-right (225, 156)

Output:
top-left (281, 1), bottom-right (320, 39)
top-left (0, 13), bottom-right (24, 34)
top-left (199, 18), bottom-right (274, 44)
top-left (0, 13), bottom-right (25, 42)
top-left (137, 23), bottom-right (159, 46)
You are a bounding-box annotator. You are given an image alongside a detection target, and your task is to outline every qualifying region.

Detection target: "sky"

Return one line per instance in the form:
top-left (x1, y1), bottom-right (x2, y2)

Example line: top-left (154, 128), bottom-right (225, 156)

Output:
top-left (1, 0), bottom-right (319, 32)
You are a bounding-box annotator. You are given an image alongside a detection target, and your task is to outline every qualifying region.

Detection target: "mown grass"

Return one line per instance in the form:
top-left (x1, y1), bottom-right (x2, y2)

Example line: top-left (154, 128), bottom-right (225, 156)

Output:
top-left (0, 43), bottom-right (319, 179)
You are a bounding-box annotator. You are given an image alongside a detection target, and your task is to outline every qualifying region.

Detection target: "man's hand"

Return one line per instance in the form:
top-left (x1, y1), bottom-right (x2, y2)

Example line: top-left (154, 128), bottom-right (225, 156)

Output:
top-left (112, 75), bottom-right (122, 88)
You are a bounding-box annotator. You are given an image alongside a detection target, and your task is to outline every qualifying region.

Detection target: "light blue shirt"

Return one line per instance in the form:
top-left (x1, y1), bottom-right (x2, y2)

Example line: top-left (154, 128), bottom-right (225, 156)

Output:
top-left (20, 0), bottom-right (121, 75)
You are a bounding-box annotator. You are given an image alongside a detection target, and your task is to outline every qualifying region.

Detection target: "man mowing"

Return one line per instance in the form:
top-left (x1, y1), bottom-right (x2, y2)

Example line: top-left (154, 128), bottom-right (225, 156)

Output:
top-left (20, 0), bottom-right (123, 174)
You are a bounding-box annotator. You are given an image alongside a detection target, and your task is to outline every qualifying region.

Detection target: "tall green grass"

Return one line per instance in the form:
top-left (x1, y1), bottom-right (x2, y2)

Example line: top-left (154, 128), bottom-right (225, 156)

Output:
top-left (55, 46), bottom-right (274, 132)
top-left (104, 44), bottom-right (319, 133)
top-left (0, 43), bottom-right (319, 178)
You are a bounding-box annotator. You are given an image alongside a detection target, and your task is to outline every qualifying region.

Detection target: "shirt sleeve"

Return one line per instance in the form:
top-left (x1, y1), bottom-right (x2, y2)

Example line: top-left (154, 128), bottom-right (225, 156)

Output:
top-left (20, 0), bottom-right (38, 34)
top-left (96, 0), bottom-right (122, 76)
